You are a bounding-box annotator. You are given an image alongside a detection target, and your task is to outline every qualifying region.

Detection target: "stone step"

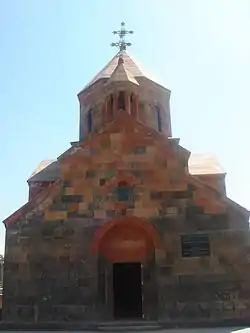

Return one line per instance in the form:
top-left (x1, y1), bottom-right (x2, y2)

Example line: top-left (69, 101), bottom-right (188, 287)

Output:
top-left (97, 321), bottom-right (162, 331)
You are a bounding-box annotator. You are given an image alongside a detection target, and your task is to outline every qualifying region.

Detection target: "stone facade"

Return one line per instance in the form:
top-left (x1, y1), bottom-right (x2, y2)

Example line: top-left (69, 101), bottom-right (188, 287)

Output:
top-left (2, 49), bottom-right (250, 325)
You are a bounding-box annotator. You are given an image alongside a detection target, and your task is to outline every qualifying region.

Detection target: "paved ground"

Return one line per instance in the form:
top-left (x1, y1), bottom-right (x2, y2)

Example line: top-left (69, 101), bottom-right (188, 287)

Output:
top-left (2, 328), bottom-right (250, 333)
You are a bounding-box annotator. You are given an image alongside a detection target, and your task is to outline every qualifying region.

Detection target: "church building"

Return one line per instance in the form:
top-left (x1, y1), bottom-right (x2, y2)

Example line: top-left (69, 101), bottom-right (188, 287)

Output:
top-left (2, 23), bottom-right (250, 325)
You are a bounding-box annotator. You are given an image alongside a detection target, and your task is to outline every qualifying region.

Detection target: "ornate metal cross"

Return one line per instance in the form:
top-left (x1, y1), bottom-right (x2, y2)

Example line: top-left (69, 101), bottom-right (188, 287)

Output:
top-left (111, 22), bottom-right (134, 51)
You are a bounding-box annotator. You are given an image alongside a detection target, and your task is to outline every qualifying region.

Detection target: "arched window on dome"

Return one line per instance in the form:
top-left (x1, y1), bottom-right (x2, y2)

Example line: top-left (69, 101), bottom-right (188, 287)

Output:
top-left (87, 108), bottom-right (93, 133)
top-left (107, 95), bottom-right (114, 120)
top-left (130, 93), bottom-right (136, 116)
top-left (118, 91), bottom-right (126, 111)
top-left (156, 105), bottom-right (162, 132)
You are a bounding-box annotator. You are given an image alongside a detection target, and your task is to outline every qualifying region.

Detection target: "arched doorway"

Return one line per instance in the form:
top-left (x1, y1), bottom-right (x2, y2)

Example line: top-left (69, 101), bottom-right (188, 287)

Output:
top-left (92, 217), bottom-right (159, 320)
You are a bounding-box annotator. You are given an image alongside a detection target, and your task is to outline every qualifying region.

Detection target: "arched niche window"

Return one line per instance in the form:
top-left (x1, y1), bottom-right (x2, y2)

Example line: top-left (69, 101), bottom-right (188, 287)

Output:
top-left (116, 181), bottom-right (133, 202)
top-left (130, 93), bottom-right (136, 116)
top-left (87, 109), bottom-right (93, 132)
top-left (156, 105), bottom-right (162, 132)
top-left (138, 102), bottom-right (145, 122)
top-left (107, 95), bottom-right (114, 119)
top-left (118, 91), bottom-right (126, 110)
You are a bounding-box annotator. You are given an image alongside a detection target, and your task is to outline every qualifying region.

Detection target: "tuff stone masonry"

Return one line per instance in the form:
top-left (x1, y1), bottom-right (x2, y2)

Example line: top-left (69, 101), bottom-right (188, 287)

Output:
top-left (2, 48), bottom-right (250, 325)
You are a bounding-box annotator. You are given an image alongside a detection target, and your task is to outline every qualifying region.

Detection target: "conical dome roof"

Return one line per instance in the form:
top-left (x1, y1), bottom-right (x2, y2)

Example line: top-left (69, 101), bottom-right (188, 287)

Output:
top-left (79, 50), bottom-right (163, 94)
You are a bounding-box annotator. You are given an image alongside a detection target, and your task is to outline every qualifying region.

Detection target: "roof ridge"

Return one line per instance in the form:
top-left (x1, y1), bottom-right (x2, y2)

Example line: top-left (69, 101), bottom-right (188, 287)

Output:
top-left (79, 51), bottom-right (123, 93)
top-left (107, 56), bottom-right (139, 85)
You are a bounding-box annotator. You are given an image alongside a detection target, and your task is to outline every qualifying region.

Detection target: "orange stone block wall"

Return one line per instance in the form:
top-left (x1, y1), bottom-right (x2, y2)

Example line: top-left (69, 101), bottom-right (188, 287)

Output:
top-left (3, 113), bottom-right (250, 323)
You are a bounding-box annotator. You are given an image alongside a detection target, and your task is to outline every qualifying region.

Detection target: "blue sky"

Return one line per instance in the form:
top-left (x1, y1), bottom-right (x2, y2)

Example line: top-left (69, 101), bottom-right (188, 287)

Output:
top-left (0, 0), bottom-right (250, 254)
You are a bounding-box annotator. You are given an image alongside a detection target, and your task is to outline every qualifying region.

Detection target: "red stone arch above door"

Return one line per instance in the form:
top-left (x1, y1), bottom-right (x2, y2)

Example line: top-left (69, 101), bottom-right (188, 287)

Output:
top-left (92, 216), bottom-right (160, 263)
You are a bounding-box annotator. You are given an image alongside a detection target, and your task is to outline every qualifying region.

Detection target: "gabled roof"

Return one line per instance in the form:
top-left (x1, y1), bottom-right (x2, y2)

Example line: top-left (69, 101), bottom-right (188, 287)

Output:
top-left (28, 153), bottom-right (225, 184)
top-left (28, 160), bottom-right (59, 183)
top-left (188, 154), bottom-right (225, 175)
top-left (79, 50), bottom-right (162, 93)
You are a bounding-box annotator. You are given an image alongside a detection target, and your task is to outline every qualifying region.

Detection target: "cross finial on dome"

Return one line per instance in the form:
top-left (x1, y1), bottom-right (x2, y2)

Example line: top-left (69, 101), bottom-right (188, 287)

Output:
top-left (111, 22), bottom-right (134, 51)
